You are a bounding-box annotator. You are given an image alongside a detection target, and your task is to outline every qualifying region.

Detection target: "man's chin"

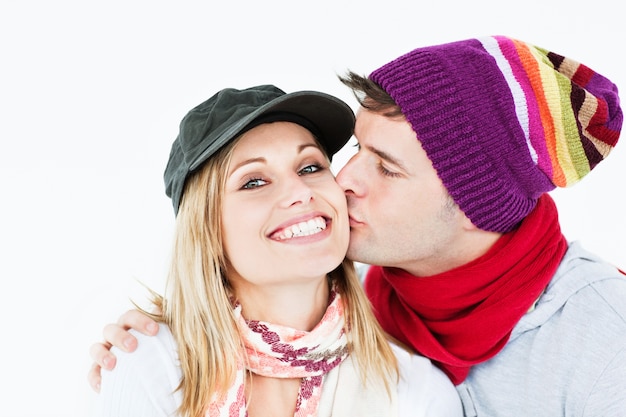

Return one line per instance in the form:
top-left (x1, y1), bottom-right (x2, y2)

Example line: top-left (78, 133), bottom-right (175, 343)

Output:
top-left (346, 241), bottom-right (369, 264)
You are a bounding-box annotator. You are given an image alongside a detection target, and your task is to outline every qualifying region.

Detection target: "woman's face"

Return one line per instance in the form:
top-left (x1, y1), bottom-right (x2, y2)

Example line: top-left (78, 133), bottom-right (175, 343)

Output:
top-left (221, 121), bottom-right (349, 288)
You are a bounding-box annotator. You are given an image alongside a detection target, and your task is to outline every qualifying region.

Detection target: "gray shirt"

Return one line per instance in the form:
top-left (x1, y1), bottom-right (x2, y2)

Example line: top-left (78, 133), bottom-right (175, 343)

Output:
top-left (456, 241), bottom-right (626, 416)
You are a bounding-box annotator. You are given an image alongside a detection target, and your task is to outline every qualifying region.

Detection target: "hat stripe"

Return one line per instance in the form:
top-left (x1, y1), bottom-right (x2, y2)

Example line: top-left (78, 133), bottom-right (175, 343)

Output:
top-left (571, 61), bottom-right (620, 151)
top-left (480, 36), bottom-right (538, 164)
top-left (578, 110), bottom-right (609, 171)
top-left (489, 37), bottom-right (566, 185)
top-left (510, 39), bottom-right (565, 180)
top-left (555, 64), bottom-right (591, 184)
top-left (488, 37), bottom-right (573, 185)
top-left (506, 40), bottom-right (554, 178)
top-left (586, 98), bottom-right (617, 152)
top-left (482, 36), bottom-right (613, 187)
top-left (499, 38), bottom-right (555, 180)
top-left (553, 55), bottom-right (597, 182)
top-left (553, 55), bottom-right (614, 172)
top-left (524, 44), bottom-right (579, 186)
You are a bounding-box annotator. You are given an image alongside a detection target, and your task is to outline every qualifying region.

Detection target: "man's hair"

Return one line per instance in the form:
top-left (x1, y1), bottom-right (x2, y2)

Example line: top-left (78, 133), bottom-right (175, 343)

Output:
top-left (338, 71), bottom-right (403, 118)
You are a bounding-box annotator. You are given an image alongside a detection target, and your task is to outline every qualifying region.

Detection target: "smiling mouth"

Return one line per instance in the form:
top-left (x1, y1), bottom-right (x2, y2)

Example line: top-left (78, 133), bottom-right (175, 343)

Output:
top-left (270, 216), bottom-right (327, 240)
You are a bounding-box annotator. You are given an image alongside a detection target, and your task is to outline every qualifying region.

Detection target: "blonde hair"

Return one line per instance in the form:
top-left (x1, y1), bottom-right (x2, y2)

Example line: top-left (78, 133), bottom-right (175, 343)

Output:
top-left (144, 134), bottom-right (398, 417)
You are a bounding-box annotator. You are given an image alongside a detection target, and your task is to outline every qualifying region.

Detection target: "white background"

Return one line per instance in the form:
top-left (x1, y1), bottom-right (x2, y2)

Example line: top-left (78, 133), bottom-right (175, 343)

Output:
top-left (1, 1), bottom-right (624, 416)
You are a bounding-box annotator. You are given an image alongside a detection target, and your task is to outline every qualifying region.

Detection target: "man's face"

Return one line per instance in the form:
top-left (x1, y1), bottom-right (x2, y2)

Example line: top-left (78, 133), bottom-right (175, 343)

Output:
top-left (335, 109), bottom-right (466, 276)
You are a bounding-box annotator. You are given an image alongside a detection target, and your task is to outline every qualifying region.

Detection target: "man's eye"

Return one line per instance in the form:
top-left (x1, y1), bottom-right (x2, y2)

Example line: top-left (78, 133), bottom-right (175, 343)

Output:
top-left (378, 164), bottom-right (401, 178)
top-left (242, 178), bottom-right (267, 189)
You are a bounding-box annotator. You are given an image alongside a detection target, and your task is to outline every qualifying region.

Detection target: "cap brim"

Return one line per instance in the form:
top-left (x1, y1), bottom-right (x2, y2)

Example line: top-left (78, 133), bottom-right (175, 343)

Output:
top-left (189, 91), bottom-right (355, 171)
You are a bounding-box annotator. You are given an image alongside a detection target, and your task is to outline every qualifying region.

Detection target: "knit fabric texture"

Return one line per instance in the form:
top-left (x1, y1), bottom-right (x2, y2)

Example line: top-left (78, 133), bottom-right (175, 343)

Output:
top-left (370, 35), bottom-right (623, 232)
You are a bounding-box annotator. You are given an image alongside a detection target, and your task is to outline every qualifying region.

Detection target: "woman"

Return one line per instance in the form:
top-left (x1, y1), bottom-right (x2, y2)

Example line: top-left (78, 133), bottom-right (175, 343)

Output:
top-left (93, 85), bottom-right (461, 417)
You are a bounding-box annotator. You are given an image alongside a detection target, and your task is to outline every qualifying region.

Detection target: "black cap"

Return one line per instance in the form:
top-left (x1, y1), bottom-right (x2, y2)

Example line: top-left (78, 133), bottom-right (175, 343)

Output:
top-left (164, 85), bottom-right (355, 214)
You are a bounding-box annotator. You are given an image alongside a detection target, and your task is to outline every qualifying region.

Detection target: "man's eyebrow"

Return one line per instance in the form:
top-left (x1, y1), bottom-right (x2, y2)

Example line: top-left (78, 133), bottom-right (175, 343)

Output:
top-left (365, 144), bottom-right (408, 172)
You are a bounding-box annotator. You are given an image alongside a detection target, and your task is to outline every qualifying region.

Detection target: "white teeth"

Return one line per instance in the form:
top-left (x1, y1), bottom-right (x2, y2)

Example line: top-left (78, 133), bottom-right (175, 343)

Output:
top-left (274, 217), bottom-right (326, 240)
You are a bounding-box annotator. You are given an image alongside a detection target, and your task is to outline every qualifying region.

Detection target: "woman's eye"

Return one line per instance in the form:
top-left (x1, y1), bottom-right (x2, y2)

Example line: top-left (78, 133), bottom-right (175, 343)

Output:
top-left (242, 177), bottom-right (267, 189)
top-left (299, 164), bottom-right (322, 175)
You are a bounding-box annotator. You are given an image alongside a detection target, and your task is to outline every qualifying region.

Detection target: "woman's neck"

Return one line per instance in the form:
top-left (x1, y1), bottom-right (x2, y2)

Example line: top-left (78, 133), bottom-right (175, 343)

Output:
top-left (234, 277), bottom-right (330, 331)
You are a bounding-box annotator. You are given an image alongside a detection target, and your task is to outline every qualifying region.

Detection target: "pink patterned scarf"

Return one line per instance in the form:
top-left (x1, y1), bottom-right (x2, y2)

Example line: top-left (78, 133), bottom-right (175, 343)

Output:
top-left (207, 287), bottom-right (350, 417)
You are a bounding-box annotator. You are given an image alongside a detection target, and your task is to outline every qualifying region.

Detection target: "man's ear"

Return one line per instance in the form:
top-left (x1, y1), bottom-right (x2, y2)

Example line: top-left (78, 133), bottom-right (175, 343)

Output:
top-left (460, 210), bottom-right (480, 232)
top-left (461, 210), bottom-right (503, 250)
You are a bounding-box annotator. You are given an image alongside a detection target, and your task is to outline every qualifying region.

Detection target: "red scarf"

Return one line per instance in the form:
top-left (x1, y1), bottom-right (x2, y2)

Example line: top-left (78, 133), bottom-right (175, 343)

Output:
top-left (364, 194), bottom-right (568, 385)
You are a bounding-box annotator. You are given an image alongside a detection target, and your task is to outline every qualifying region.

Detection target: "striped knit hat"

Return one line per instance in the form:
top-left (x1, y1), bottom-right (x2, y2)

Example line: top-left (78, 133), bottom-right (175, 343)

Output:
top-left (370, 35), bottom-right (622, 232)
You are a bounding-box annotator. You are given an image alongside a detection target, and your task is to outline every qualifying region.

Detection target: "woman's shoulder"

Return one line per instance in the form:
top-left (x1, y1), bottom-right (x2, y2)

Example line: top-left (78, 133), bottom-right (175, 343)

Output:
top-left (391, 343), bottom-right (463, 417)
top-left (127, 323), bottom-right (178, 357)
top-left (118, 323), bottom-right (181, 382)
top-left (96, 323), bottom-right (182, 417)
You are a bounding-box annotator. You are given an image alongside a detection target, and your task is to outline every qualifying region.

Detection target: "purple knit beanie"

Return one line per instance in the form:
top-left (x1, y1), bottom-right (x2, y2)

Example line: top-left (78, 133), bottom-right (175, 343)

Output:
top-left (369, 36), bottom-right (623, 232)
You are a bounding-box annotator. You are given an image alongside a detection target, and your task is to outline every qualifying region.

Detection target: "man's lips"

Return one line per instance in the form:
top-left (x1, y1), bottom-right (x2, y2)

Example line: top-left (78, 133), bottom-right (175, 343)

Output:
top-left (348, 215), bottom-right (364, 227)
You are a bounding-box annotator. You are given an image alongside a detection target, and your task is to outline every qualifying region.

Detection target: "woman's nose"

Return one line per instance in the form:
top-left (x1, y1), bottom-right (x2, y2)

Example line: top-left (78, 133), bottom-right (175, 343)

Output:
top-left (280, 174), bottom-right (315, 207)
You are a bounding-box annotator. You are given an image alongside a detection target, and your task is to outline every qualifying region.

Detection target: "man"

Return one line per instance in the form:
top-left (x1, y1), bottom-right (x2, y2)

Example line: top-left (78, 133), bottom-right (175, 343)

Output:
top-left (89, 36), bottom-right (625, 416)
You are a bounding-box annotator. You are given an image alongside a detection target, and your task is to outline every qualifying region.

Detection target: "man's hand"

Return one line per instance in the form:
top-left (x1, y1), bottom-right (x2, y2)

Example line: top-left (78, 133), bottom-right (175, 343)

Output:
top-left (87, 309), bottom-right (159, 392)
